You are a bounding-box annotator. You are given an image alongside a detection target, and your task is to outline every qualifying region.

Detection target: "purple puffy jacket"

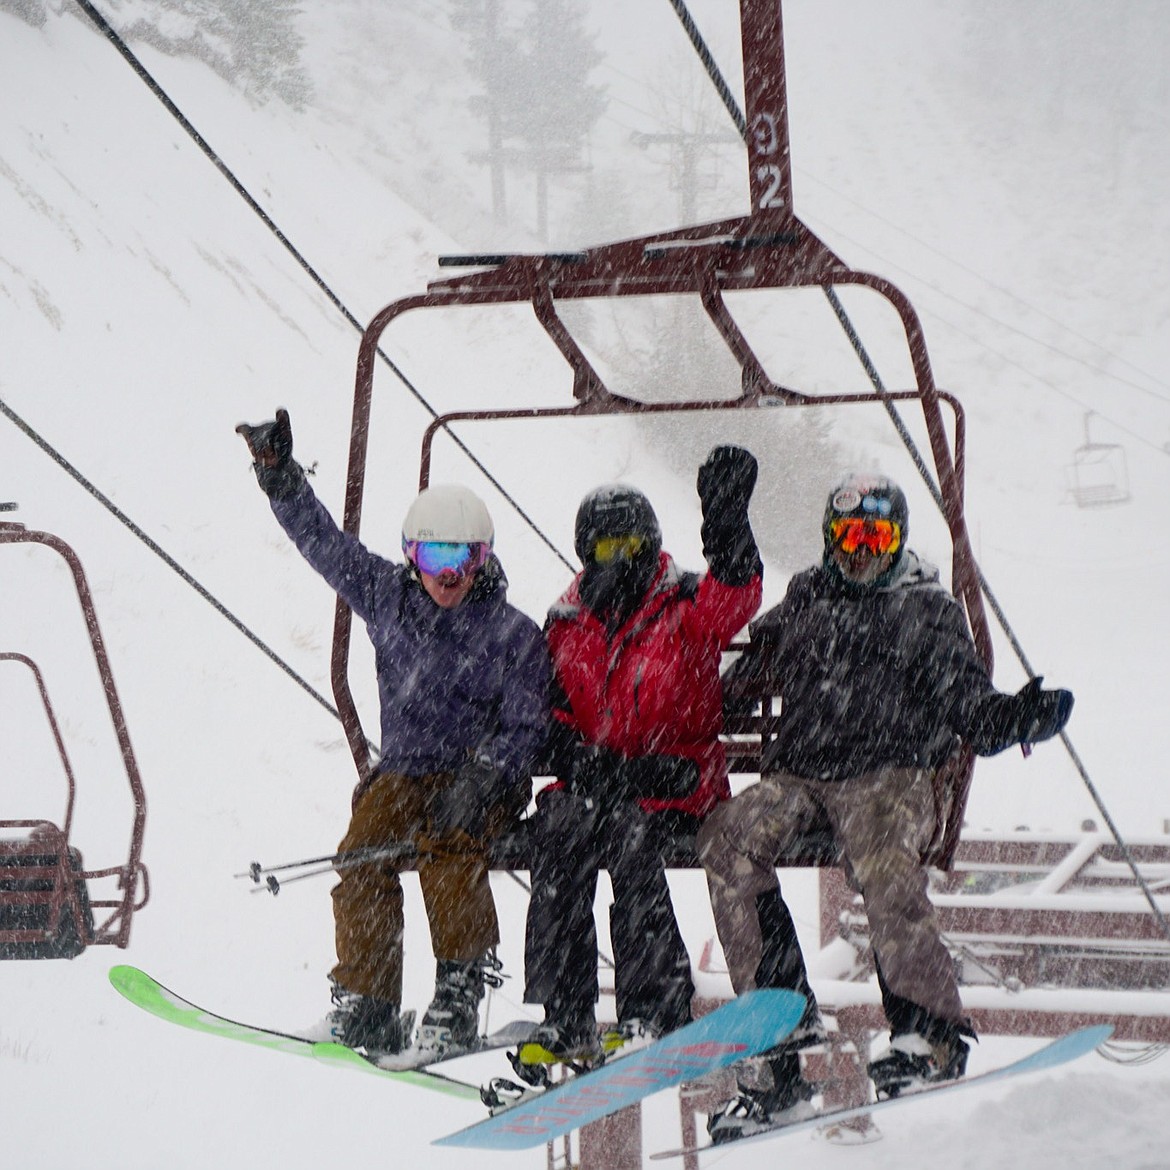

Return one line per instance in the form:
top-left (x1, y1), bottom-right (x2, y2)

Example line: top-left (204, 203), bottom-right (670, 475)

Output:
top-left (272, 481), bottom-right (549, 782)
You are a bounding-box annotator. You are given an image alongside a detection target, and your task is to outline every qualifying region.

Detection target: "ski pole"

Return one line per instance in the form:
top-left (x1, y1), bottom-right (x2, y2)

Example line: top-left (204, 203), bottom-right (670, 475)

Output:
top-left (249, 844), bottom-right (418, 895)
top-left (237, 843), bottom-right (415, 885)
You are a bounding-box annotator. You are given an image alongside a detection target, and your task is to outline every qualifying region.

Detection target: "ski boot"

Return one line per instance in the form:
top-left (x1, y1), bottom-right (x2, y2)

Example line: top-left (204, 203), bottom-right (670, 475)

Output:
top-left (868, 1029), bottom-right (970, 1098)
top-left (327, 977), bottom-right (410, 1054)
top-left (416, 951), bottom-right (503, 1058)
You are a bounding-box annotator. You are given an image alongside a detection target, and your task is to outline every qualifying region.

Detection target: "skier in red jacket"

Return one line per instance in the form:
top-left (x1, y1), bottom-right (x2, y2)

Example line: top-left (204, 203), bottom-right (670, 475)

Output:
top-left (519, 445), bottom-right (763, 1063)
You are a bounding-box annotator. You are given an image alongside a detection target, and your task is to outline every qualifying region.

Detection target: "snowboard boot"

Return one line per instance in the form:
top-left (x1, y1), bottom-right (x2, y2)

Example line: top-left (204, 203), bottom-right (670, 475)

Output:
top-left (758, 1003), bottom-right (828, 1059)
top-left (327, 978), bottom-right (409, 1054)
top-left (600, 1016), bottom-right (662, 1058)
top-left (517, 1009), bottom-right (602, 1066)
top-left (416, 951), bottom-right (503, 1057)
top-left (707, 1052), bottom-right (817, 1143)
top-left (868, 1029), bottom-right (970, 1098)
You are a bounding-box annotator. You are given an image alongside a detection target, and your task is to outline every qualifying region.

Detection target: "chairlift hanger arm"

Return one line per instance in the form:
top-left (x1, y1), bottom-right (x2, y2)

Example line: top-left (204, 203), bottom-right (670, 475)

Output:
top-left (332, 0), bottom-right (986, 820)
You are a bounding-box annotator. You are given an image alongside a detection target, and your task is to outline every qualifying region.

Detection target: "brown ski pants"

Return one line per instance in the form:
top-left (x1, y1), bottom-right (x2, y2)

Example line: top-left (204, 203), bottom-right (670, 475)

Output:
top-left (329, 769), bottom-right (504, 1004)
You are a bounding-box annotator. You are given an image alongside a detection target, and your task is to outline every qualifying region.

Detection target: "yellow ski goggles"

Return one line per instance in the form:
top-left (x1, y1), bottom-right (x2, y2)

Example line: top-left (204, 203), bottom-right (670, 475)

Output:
top-left (590, 534), bottom-right (647, 564)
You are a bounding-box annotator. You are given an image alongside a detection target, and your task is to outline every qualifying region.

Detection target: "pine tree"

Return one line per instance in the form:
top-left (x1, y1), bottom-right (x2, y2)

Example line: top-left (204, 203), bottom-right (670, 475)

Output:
top-left (450, 0), bottom-right (606, 236)
top-left (107, 0), bottom-right (311, 107)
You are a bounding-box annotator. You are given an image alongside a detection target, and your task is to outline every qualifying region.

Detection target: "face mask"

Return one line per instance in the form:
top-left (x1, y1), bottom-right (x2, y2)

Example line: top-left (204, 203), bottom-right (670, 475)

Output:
top-left (579, 550), bottom-right (656, 619)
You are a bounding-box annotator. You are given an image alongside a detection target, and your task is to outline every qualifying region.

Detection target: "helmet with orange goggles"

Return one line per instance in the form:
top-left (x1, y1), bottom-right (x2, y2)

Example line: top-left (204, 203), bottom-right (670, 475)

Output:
top-left (823, 474), bottom-right (908, 559)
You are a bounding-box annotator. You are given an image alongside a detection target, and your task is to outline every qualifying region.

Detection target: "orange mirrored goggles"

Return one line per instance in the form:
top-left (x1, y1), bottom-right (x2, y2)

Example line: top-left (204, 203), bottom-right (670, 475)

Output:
top-left (591, 534), bottom-right (646, 563)
top-left (829, 516), bottom-right (902, 556)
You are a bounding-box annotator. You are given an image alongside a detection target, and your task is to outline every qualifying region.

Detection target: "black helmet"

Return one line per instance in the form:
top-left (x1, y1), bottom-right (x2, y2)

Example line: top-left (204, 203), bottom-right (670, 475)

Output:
top-left (574, 484), bottom-right (662, 565)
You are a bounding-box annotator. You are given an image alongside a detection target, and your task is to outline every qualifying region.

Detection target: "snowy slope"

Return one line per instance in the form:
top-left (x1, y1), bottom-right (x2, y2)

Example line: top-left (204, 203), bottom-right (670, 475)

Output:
top-left (1, 3), bottom-right (1168, 1168)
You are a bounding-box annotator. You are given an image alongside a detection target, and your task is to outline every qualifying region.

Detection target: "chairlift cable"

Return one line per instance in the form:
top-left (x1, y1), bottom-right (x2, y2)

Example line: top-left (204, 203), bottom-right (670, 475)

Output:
top-left (0, 396), bottom-right (373, 745)
top-left (71, 0), bottom-right (572, 573)
top-left (671, 3), bottom-right (1170, 949)
top-left (680, 0), bottom-right (1168, 450)
top-left (665, 0), bottom-right (748, 139)
top-left (799, 189), bottom-right (1170, 412)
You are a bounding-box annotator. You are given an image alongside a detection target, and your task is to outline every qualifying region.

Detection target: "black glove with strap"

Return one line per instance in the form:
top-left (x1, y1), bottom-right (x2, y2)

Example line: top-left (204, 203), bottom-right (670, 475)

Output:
top-left (568, 744), bottom-right (699, 805)
top-left (970, 676), bottom-right (1074, 756)
top-left (698, 445), bottom-right (762, 586)
top-left (429, 755), bottom-right (527, 838)
top-left (235, 408), bottom-right (305, 501)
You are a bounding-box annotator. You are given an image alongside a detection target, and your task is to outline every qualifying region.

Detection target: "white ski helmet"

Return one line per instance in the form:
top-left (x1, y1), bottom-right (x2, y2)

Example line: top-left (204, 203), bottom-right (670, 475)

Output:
top-left (401, 484), bottom-right (495, 546)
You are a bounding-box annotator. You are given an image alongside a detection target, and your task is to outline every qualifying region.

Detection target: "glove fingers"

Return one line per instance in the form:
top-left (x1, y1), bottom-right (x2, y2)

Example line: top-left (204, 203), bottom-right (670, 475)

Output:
top-left (236, 410), bottom-right (292, 466)
top-left (1022, 688), bottom-right (1073, 743)
top-left (235, 421), bottom-right (268, 460)
top-left (698, 445), bottom-right (758, 507)
top-left (274, 408), bottom-right (293, 462)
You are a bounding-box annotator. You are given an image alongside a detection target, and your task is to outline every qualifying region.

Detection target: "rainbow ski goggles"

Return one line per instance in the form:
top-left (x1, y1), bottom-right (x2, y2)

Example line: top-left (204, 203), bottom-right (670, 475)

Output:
top-left (828, 516), bottom-right (901, 556)
top-left (404, 540), bottom-right (490, 577)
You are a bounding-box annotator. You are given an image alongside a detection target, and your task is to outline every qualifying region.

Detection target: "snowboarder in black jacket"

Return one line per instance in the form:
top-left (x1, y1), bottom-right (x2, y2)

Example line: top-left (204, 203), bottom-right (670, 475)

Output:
top-left (699, 472), bottom-right (1073, 1141)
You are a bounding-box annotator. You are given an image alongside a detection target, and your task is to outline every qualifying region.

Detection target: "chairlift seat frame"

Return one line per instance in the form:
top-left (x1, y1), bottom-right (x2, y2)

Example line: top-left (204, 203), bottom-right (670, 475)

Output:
top-left (0, 523), bottom-right (149, 956)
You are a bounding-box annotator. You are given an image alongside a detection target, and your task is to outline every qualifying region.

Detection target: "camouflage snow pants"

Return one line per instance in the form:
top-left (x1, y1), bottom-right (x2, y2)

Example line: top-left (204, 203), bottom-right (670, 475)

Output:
top-left (697, 765), bottom-right (964, 1026)
top-left (330, 768), bottom-right (504, 1005)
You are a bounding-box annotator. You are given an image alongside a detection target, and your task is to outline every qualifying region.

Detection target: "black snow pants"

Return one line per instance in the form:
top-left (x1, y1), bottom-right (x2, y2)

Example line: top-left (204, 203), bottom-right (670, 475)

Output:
top-left (522, 787), bottom-right (696, 1032)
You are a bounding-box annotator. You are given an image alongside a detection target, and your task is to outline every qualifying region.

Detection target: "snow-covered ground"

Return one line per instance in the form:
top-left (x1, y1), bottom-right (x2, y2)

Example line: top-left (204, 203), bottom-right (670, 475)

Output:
top-left (1, 2), bottom-right (1168, 1167)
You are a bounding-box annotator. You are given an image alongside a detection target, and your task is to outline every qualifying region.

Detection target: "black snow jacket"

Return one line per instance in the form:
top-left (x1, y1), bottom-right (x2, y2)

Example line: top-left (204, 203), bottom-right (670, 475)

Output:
top-left (723, 551), bottom-right (1006, 780)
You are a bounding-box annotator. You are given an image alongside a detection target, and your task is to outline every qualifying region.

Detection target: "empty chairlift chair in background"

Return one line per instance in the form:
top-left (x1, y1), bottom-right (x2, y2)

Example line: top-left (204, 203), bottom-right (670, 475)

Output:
top-left (0, 514), bottom-right (149, 959)
top-left (1067, 411), bottom-right (1131, 508)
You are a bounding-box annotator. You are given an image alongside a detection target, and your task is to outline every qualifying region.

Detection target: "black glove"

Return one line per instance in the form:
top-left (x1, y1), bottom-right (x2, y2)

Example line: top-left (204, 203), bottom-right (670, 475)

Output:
top-left (568, 745), bottom-right (699, 804)
top-left (970, 676), bottom-right (1074, 756)
top-left (697, 445), bottom-right (762, 586)
top-left (429, 756), bottom-right (524, 838)
top-left (235, 408), bottom-right (305, 501)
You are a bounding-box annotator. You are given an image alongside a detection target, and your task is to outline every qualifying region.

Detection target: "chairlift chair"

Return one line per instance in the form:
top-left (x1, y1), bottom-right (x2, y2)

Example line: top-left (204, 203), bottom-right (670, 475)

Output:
top-left (1068, 410), bottom-right (1131, 508)
top-left (0, 520), bottom-right (149, 958)
top-left (327, 0), bottom-right (990, 873)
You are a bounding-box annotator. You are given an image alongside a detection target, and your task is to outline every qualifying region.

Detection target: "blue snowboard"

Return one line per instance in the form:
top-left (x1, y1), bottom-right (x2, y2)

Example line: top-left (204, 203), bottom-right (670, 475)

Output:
top-left (651, 1023), bottom-right (1114, 1160)
top-left (434, 988), bottom-right (806, 1150)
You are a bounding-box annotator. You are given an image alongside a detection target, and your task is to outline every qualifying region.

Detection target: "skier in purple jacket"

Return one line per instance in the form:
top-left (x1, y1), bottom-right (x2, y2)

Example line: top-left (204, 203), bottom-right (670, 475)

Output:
top-left (237, 410), bottom-right (549, 1057)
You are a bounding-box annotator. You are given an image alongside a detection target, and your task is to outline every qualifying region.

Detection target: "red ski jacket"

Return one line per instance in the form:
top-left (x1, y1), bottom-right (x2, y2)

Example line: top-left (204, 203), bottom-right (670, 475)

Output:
top-left (544, 552), bottom-right (762, 818)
